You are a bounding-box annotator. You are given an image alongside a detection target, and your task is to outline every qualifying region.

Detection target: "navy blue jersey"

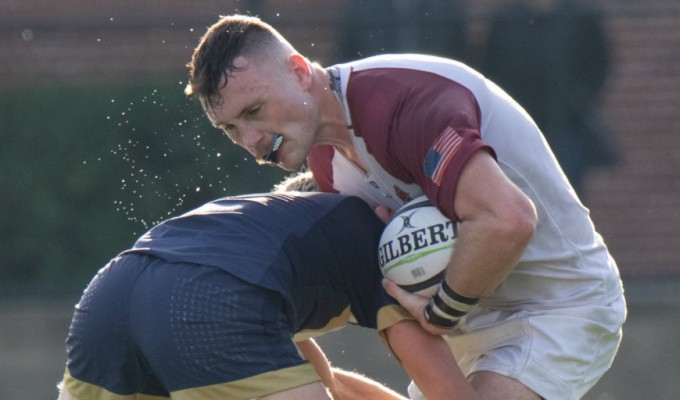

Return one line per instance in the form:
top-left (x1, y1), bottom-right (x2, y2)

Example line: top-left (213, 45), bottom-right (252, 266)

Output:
top-left (62, 193), bottom-right (409, 398)
top-left (123, 192), bottom-right (394, 333)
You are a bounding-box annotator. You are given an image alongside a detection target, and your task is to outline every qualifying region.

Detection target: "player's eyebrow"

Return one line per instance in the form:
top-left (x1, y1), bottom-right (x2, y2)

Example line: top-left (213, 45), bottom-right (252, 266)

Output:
top-left (213, 102), bottom-right (259, 130)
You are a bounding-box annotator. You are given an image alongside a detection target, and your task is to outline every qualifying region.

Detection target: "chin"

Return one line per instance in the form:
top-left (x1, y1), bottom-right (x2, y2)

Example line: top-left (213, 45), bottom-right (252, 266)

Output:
top-left (277, 152), bottom-right (305, 172)
top-left (278, 160), bottom-right (303, 172)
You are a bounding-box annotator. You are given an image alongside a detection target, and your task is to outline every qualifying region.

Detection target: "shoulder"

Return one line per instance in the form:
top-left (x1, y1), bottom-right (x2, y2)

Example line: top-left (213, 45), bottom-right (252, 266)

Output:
top-left (345, 55), bottom-right (485, 117)
top-left (344, 56), bottom-right (484, 163)
top-left (347, 54), bottom-right (484, 83)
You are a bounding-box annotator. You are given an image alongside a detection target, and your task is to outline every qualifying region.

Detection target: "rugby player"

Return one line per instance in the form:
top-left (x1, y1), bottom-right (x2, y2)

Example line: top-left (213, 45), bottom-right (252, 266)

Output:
top-left (185, 15), bottom-right (626, 399)
top-left (58, 175), bottom-right (475, 400)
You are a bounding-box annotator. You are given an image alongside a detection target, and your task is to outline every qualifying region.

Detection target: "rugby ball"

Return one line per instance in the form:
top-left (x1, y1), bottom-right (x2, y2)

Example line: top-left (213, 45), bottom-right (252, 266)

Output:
top-left (378, 195), bottom-right (457, 297)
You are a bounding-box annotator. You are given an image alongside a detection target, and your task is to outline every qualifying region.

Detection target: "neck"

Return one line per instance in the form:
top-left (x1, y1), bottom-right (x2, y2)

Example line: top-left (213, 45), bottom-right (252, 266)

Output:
top-left (312, 65), bottom-right (351, 146)
top-left (310, 64), bottom-right (367, 172)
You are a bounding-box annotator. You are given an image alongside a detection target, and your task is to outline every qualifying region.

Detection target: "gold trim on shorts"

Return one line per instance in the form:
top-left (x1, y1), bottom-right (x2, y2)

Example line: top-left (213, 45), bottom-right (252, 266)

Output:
top-left (62, 363), bottom-right (320, 400)
top-left (61, 367), bottom-right (168, 399)
top-left (172, 363), bottom-right (320, 400)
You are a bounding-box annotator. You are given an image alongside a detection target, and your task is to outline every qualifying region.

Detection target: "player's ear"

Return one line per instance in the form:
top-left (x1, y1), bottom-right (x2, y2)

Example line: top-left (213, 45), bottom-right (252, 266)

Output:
top-left (288, 53), bottom-right (312, 89)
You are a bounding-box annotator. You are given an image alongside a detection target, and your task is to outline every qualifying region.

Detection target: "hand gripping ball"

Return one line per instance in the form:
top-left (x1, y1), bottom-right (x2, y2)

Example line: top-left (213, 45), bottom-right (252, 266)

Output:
top-left (378, 195), bottom-right (457, 297)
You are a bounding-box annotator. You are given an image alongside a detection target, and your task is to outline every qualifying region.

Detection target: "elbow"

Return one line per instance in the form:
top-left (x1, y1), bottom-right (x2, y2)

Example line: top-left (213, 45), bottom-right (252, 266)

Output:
top-left (495, 195), bottom-right (536, 251)
top-left (508, 196), bottom-right (537, 248)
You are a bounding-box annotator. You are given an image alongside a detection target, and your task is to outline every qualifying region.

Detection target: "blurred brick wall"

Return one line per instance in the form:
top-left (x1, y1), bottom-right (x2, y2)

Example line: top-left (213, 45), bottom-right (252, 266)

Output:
top-left (466, 1), bottom-right (680, 279)
top-left (2, 0), bottom-right (678, 278)
top-left (585, 3), bottom-right (680, 278)
top-left (0, 0), bottom-right (344, 86)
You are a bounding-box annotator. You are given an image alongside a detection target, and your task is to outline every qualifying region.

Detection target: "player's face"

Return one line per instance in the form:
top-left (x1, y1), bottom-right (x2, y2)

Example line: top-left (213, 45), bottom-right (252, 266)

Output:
top-left (207, 56), bottom-right (319, 171)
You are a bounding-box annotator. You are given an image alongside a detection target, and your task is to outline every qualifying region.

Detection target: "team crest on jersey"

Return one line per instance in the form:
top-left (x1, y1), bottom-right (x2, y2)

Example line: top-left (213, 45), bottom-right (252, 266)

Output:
top-left (424, 126), bottom-right (463, 186)
top-left (394, 185), bottom-right (412, 203)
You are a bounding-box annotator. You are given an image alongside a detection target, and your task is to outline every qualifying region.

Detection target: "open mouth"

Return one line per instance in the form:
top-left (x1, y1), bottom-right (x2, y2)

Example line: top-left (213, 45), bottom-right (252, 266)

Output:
top-left (257, 133), bottom-right (283, 165)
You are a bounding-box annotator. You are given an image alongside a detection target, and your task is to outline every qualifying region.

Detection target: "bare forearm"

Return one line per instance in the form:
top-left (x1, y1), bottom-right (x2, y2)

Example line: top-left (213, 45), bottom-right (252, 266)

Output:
top-left (446, 212), bottom-right (534, 298)
top-left (298, 339), bottom-right (406, 400)
top-left (298, 339), bottom-right (334, 388)
top-left (330, 369), bottom-right (407, 400)
top-left (446, 150), bottom-right (537, 299)
top-left (386, 320), bottom-right (479, 400)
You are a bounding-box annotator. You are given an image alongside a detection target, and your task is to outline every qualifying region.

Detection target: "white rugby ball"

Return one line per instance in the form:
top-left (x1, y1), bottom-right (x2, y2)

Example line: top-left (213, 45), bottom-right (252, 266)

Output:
top-left (378, 195), bottom-right (457, 297)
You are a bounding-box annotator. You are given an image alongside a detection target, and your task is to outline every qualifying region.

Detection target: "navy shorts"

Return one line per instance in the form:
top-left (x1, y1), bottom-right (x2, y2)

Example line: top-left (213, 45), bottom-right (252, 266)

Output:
top-left (62, 254), bottom-right (319, 399)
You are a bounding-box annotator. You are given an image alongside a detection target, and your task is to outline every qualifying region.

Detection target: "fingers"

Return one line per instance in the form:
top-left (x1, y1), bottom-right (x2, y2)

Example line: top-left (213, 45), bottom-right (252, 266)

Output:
top-left (381, 277), bottom-right (399, 297)
top-left (382, 278), bottom-right (412, 303)
top-left (382, 278), bottom-right (427, 319)
top-left (373, 205), bottom-right (393, 224)
top-left (382, 278), bottom-right (458, 336)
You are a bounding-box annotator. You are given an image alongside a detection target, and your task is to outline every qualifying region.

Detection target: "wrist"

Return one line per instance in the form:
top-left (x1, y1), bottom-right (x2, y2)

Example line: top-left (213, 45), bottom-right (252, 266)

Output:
top-left (424, 279), bottom-right (479, 329)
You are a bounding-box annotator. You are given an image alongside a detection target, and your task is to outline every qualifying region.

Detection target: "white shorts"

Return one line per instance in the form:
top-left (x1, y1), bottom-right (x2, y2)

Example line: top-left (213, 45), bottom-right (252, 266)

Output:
top-left (408, 294), bottom-right (626, 400)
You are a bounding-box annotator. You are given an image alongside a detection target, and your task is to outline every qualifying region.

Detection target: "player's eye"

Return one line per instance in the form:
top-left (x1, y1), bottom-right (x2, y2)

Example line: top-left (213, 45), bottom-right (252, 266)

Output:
top-left (246, 106), bottom-right (261, 117)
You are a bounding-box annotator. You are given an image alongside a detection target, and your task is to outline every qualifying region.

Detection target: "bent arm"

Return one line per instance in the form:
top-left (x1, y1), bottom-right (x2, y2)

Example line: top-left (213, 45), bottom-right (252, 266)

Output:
top-left (297, 339), bottom-right (406, 400)
top-left (446, 151), bottom-right (536, 299)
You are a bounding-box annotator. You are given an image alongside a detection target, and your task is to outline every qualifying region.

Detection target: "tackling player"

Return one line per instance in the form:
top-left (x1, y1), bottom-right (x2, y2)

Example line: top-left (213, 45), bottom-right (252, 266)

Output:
top-left (58, 176), bottom-right (477, 400)
top-left (185, 15), bottom-right (626, 400)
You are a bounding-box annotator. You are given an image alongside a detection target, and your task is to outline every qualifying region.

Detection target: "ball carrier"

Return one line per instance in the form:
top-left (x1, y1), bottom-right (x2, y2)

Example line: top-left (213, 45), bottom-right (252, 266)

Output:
top-left (185, 15), bottom-right (627, 400)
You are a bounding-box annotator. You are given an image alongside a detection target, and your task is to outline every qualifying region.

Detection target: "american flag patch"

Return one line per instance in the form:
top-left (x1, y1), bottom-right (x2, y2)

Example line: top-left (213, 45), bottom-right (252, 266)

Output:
top-left (424, 127), bottom-right (463, 185)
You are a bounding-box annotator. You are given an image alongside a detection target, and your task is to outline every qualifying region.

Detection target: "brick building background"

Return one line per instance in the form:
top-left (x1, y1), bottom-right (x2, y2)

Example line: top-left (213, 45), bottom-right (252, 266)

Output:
top-left (2, 0), bottom-right (678, 279)
top-left (1, 1), bottom-right (679, 399)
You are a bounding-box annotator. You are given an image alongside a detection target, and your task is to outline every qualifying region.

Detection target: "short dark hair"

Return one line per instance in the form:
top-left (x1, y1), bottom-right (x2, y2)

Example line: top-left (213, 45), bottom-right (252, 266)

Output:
top-left (185, 15), bottom-right (277, 109)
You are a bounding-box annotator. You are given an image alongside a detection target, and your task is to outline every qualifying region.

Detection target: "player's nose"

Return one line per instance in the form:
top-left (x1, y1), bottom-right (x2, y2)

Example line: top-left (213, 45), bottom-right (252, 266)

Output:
top-left (241, 127), bottom-right (264, 153)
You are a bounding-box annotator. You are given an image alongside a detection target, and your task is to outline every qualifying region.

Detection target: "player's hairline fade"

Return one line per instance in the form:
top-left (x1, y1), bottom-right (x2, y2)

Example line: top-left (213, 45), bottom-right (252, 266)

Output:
top-left (184, 14), bottom-right (294, 111)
